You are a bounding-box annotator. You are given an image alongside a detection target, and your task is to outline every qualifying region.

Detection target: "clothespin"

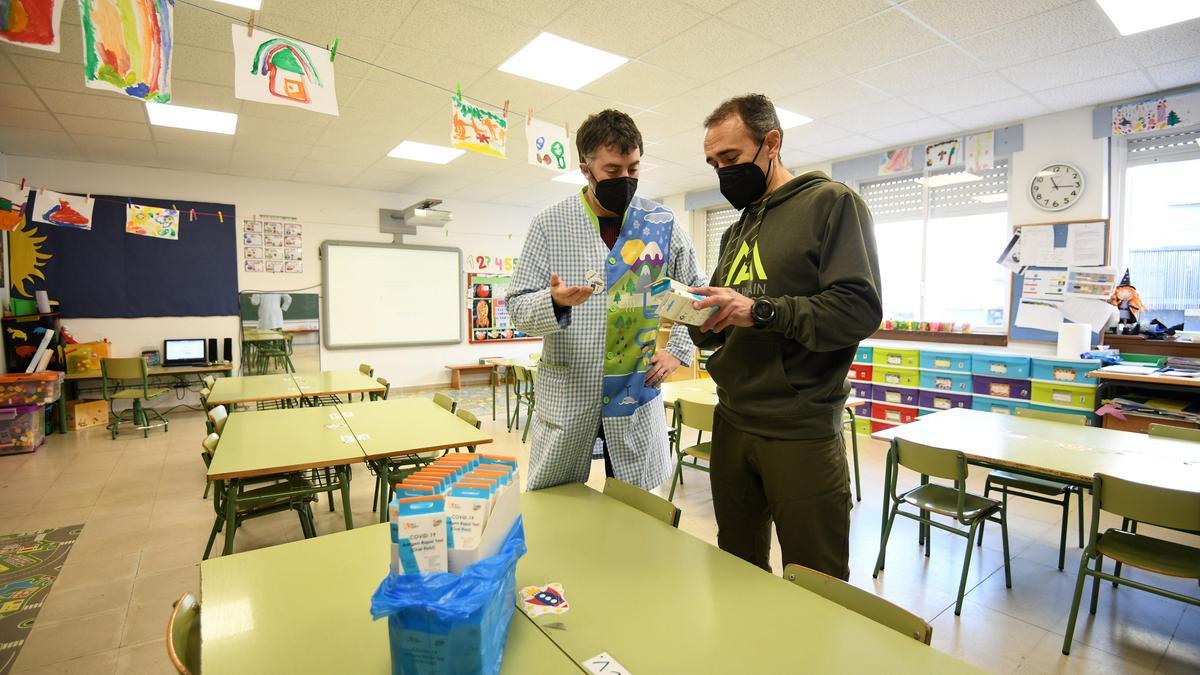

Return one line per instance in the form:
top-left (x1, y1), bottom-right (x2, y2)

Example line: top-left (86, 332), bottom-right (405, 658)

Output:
top-left (18, 178), bottom-right (25, 190)
top-left (328, 37), bottom-right (339, 62)
top-left (565, 122), bottom-right (571, 138)
top-left (172, 203), bottom-right (178, 213)
top-left (246, 11), bottom-right (255, 37)
top-left (127, 197), bottom-right (132, 207)
top-left (218, 210), bottom-right (224, 223)
top-left (444, 228), bottom-right (449, 237)
top-left (502, 99), bottom-right (509, 119)
top-left (85, 193), bottom-right (91, 202)
top-left (456, 82), bottom-right (461, 100)
top-left (526, 109), bottom-right (533, 126)
top-left (189, 208), bottom-right (197, 222)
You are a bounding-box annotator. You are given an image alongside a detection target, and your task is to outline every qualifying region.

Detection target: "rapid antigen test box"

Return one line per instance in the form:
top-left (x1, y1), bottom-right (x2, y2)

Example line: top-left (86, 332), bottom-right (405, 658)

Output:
top-left (651, 278), bottom-right (716, 326)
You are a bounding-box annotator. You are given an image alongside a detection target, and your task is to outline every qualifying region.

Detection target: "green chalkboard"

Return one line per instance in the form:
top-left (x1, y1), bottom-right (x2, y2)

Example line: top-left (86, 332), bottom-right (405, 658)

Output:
top-left (239, 292), bottom-right (320, 322)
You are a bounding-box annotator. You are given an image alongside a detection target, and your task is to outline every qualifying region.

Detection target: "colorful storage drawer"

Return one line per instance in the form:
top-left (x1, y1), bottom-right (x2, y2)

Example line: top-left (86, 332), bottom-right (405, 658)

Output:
top-left (854, 346), bottom-right (873, 364)
top-left (918, 390), bottom-right (972, 411)
top-left (918, 408), bottom-right (937, 417)
top-left (919, 350), bottom-right (972, 373)
top-left (1030, 381), bottom-right (1094, 410)
top-left (853, 416), bottom-right (873, 436)
top-left (850, 381), bottom-right (872, 400)
top-left (972, 375), bottom-right (1031, 400)
top-left (971, 355), bottom-right (1031, 379)
top-left (872, 347), bottom-right (919, 369)
top-left (846, 398), bottom-right (871, 415)
top-left (871, 420), bottom-right (896, 434)
top-left (1030, 404), bottom-right (1096, 425)
top-left (872, 385), bottom-right (919, 407)
top-left (1031, 358), bottom-right (1101, 384)
top-left (873, 366), bottom-right (919, 388)
top-left (919, 370), bottom-right (973, 393)
top-left (972, 396), bottom-right (1031, 415)
top-left (0, 405), bottom-right (45, 455)
top-left (0, 372), bottom-right (63, 407)
top-left (873, 402), bottom-right (919, 425)
top-left (848, 363), bottom-right (873, 381)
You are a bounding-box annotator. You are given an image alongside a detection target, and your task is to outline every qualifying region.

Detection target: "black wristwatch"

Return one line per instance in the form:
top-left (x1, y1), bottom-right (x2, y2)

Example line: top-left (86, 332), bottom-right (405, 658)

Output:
top-left (751, 297), bottom-right (776, 329)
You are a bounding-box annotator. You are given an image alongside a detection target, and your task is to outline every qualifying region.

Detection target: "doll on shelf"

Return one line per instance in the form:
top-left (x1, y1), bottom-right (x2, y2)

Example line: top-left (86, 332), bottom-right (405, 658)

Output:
top-left (1108, 269), bottom-right (1143, 333)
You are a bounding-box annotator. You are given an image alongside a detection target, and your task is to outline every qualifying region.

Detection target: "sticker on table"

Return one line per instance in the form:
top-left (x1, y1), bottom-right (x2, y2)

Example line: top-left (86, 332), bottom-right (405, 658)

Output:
top-left (582, 652), bottom-right (630, 674)
top-left (340, 434), bottom-right (355, 444)
top-left (520, 582), bottom-right (569, 617)
top-left (325, 423), bottom-right (346, 430)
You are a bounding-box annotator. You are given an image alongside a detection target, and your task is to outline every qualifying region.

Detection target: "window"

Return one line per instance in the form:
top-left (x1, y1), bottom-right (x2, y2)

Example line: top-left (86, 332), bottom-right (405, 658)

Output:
top-left (704, 206), bottom-right (741, 278)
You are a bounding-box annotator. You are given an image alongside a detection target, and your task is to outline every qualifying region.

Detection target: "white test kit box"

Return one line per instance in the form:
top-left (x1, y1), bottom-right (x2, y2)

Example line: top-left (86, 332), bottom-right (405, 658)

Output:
top-left (448, 476), bottom-right (520, 574)
top-left (651, 278), bottom-right (716, 326)
top-left (389, 495), bottom-right (450, 576)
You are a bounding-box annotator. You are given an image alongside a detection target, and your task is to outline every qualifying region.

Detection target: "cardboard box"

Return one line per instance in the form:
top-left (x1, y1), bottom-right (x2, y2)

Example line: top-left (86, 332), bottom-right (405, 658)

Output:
top-left (651, 278), bottom-right (716, 326)
top-left (67, 399), bottom-right (108, 430)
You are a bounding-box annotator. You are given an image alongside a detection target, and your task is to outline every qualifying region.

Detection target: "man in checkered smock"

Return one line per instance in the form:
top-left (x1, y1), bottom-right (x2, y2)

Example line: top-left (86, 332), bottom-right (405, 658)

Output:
top-left (507, 110), bottom-right (706, 491)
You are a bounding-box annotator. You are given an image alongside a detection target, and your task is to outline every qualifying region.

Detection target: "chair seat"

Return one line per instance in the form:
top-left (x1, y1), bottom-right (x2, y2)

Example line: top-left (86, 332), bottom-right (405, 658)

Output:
top-left (1097, 529), bottom-right (1200, 579)
top-left (234, 479), bottom-right (315, 513)
top-left (681, 442), bottom-right (711, 461)
top-left (987, 470), bottom-right (1071, 496)
top-left (901, 484), bottom-right (999, 521)
top-left (111, 387), bottom-right (170, 399)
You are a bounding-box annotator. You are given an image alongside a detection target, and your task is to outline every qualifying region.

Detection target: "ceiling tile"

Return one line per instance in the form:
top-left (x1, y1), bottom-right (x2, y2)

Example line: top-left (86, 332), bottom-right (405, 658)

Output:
top-left (0, 83), bottom-right (44, 111)
top-left (959, 1), bottom-right (1120, 70)
top-left (834, 100), bottom-right (928, 134)
top-left (1000, 40), bottom-right (1139, 93)
top-left (303, 143), bottom-right (392, 166)
top-left (56, 114), bottom-right (150, 141)
top-left (1146, 56), bottom-right (1200, 91)
top-left (864, 116), bottom-right (961, 147)
top-left (804, 134), bottom-right (885, 160)
top-left (776, 79), bottom-right (889, 120)
top-left (1030, 70), bottom-right (1157, 111)
top-left (798, 8), bottom-right (945, 75)
top-left (9, 54), bottom-right (81, 92)
top-left (639, 18), bottom-right (782, 79)
top-left (228, 153), bottom-right (304, 180)
top-left (236, 116), bottom-right (329, 145)
top-left (539, 92), bottom-right (646, 134)
top-left (718, 0), bottom-right (889, 48)
top-left (233, 135), bottom-right (320, 160)
top-left (780, 121), bottom-right (857, 153)
top-left (581, 61), bottom-right (703, 111)
top-left (648, 84), bottom-right (738, 134)
top-left (150, 125), bottom-right (237, 149)
top-left (36, 89), bottom-right (147, 122)
top-left (156, 143), bottom-right (233, 174)
top-left (169, 80), bottom-right (242, 113)
top-left (391, 1), bottom-right (540, 69)
top-left (900, 0), bottom-right (1076, 40)
top-left (544, 0), bottom-right (709, 58)
top-left (716, 50), bottom-right (844, 100)
top-left (0, 107), bottom-right (61, 132)
top-left (464, 71), bottom-right (569, 116)
top-left (0, 128), bottom-right (80, 159)
top-left (236, 99), bottom-right (337, 127)
top-left (370, 44), bottom-right (490, 90)
top-left (350, 167), bottom-right (423, 192)
top-left (940, 95), bottom-right (1050, 132)
top-left (289, 162), bottom-right (363, 181)
top-left (0, 53), bottom-right (23, 84)
top-left (173, 3), bottom-right (235, 49)
top-left (677, 0), bottom-right (740, 13)
top-left (853, 45), bottom-right (986, 97)
top-left (454, 0), bottom-right (567, 27)
top-left (902, 73), bottom-right (1022, 115)
top-left (1123, 18), bottom-right (1200, 68)
top-left (72, 134), bottom-right (159, 167)
top-left (172, 44), bottom-right (236, 86)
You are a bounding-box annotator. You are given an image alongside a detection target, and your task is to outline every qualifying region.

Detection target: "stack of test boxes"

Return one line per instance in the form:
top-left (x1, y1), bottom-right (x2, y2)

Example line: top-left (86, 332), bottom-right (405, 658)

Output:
top-left (388, 454), bottom-right (521, 576)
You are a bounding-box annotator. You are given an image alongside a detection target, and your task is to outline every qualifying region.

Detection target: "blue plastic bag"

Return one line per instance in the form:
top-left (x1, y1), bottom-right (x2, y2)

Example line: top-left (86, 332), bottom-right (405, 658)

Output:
top-left (371, 518), bottom-right (526, 675)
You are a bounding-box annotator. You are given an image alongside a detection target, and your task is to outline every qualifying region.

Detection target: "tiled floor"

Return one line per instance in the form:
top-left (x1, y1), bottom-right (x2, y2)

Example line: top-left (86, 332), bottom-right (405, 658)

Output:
top-left (1, 389), bottom-right (1196, 674)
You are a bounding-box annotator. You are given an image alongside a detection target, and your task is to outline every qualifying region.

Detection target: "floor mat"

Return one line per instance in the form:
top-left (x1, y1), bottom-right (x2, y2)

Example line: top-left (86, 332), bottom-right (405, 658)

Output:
top-left (0, 524), bottom-right (82, 675)
top-left (395, 385), bottom-right (501, 420)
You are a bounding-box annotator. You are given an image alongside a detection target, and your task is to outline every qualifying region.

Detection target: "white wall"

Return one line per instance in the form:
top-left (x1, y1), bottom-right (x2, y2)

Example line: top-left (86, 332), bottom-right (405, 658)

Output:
top-left (2, 155), bottom-right (544, 388)
top-left (1008, 107), bottom-right (1109, 224)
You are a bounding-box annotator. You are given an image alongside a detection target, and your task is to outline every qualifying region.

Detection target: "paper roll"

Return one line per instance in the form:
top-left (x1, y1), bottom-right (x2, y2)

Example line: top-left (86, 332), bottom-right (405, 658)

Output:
top-left (1057, 323), bottom-right (1091, 359)
top-left (34, 291), bottom-right (50, 314)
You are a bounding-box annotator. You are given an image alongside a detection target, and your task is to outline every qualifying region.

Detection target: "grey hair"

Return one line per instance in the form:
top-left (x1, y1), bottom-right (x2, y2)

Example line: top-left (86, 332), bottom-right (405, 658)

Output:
top-left (703, 93), bottom-right (783, 144)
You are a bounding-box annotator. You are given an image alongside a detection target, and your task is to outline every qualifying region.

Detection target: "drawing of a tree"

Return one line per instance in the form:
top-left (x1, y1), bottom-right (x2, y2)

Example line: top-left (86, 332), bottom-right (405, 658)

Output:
top-left (1167, 111), bottom-right (1181, 126)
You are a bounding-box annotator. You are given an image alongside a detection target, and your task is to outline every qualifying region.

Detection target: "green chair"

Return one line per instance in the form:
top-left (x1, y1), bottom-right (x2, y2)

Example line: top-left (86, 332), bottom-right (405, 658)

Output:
top-left (784, 563), bottom-right (932, 644)
top-left (603, 477), bottom-right (681, 528)
top-left (455, 408), bottom-right (481, 454)
top-left (874, 438), bottom-right (1012, 615)
top-left (359, 363), bottom-right (374, 377)
top-left (977, 407), bottom-right (1086, 570)
top-left (667, 398), bottom-right (713, 502)
top-left (207, 405), bottom-right (229, 435)
top-left (101, 357), bottom-right (169, 439)
top-left (1148, 423), bottom-right (1200, 442)
top-left (369, 377), bottom-right (391, 401)
top-left (513, 365), bottom-right (536, 443)
top-left (844, 402), bottom-right (863, 502)
top-left (167, 592), bottom-right (200, 674)
top-left (202, 375), bottom-right (216, 390)
top-left (1061, 473), bottom-right (1200, 654)
top-left (433, 392), bottom-right (457, 414)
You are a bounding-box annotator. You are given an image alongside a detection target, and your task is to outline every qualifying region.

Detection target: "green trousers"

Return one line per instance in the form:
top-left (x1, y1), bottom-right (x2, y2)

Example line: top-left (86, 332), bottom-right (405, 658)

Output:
top-left (711, 412), bottom-right (852, 580)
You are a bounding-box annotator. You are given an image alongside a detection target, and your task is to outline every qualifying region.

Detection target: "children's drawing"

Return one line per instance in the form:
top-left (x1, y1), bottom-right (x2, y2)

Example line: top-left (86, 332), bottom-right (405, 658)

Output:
top-left (32, 189), bottom-right (93, 229)
top-left (0, 0), bottom-right (65, 52)
top-left (526, 118), bottom-right (568, 172)
top-left (877, 148), bottom-right (912, 176)
top-left (1111, 93), bottom-right (1197, 136)
top-left (965, 131), bottom-right (994, 172)
top-left (925, 138), bottom-right (960, 168)
top-left (80, 0), bottom-right (173, 102)
top-left (125, 204), bottom-right (178, 240)
top-left (231, 25), bottom-right (338, 117)
top-left (0, 180), bottom-right (28, 231)
top-left (451, 94), bottom-right (507, 159)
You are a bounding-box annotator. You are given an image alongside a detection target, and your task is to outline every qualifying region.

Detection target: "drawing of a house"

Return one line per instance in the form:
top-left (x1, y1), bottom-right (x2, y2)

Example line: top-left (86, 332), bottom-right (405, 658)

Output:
top-left (252, 38), bottom-right (322, 104)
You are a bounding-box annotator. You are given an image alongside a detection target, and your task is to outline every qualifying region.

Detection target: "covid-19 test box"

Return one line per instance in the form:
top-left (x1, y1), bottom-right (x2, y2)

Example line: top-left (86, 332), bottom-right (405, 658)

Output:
top-left (651, 278), bottom-right (716, 326)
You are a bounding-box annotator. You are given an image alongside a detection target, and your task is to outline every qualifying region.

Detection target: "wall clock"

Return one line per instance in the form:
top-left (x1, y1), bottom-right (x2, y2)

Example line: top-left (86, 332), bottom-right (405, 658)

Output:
top-left (1030, 163), bottom-right (1084, 211)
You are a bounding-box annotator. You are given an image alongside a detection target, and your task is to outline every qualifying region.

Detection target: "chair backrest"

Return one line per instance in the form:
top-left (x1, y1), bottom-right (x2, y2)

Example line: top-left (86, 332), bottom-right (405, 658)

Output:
top-left (374, 377), bottom-right (390, 401)
top-left (1148, 423), bottom-right (1200, 442)
top-left (1093, 473), bottom-right (1200, 533)
top-left (101, 357), bottom-right (149, 399)
top-left (433, 392), bottom-right (456, 413)
top-left (207, 405), bottom-right (228, 435)
top-left (202, 375), bottom-right (216, 389)
top-left (456, 407), bottom-right (480, 429)
top-left (603, 477), bottom-right (681, 528)
top-left (894, 439), bottom-right (966, 482)
top-left (199, 387), bottom-right (210, 404)
top-left (359, 363), bottom-right (374, 377)
top-left (783, 563), bottom-right (932, 644)
top-left (166, 592), bottom-right (200, 674)
top-left (200, 432), bottom-right (219, 468)
top-left (1014, 407), bottom-right (1086, 425)
top-left (514, 365), bottom-right (535, 386)
top-left (674, 399), bottom-right (715, 433)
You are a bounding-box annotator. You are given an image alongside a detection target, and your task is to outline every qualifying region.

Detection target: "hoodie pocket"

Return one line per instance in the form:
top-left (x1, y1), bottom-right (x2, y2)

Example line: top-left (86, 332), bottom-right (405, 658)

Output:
top-left (706, 334), bottom-right (801, 418)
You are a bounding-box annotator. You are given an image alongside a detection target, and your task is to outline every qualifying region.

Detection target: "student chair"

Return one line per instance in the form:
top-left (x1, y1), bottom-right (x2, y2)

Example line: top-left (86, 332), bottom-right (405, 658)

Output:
top-left (455, 408), bottom-right (481, 453)
top-left (977, 407), bottom-right (1086, 570)
top-left (369, 377), bottom-right (391, 401)
top-left (603, 477), bottom-right (681, 528)
top-left (433, 392), bottom-right (457, 414)
top-left (843, 403), bottom-right (863, 501)
top-left (101, 357), bottom-right (169, 439)
top-left (874, 438), bottom-right (1012, 616)
top-left (784, 563), bottom-right (932, 644)
top-left (359, 363), bottom-right (374, 377)
top-left (512, 365), bottom-right (536, 443)
top-left (202, 375), bottom-right (217, 390)
top-left (167, 592), bottom-right (201, 674)
top-left (1062, 473), bottom-right (1200, 654)
top-left (207, 405), bottom-right (229, 435)
top-left (668, 398), bottom-right (713, 502)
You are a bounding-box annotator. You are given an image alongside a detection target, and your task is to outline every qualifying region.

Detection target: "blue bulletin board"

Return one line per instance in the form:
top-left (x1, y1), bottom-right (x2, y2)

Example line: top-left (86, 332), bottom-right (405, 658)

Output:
top-left (1007, 219), bottom-right (1111, 344)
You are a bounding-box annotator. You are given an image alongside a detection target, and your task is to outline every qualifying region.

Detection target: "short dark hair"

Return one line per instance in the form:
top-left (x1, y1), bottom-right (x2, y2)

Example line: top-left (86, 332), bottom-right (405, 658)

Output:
top-left (576, 109), bottom-right (643, 163)
top-left (704, 93), bottom-right (783, 144)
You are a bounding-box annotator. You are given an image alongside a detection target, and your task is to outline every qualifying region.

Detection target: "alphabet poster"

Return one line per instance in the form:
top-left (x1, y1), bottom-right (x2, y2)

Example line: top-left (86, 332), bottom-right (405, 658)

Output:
top-left (527, 118), bottom-right (569, 172)
top-left (32, 189), bottom-right (93, 229)
top-left (231, 25), bottom-right (339, 117)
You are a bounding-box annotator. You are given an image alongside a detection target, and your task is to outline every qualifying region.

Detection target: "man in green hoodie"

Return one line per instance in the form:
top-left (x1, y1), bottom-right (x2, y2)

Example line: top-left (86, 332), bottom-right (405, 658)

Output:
top-left (689, 94), bottom-right (882, 580)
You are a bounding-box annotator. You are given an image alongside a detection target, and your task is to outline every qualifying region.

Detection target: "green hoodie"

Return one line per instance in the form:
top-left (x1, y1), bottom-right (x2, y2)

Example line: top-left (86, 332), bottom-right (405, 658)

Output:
top-left (691, 172), bottom-right (882, 440)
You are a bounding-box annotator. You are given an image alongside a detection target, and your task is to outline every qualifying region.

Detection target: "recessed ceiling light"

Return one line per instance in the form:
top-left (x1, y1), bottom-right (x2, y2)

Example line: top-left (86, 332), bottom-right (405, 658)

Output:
top-left (972, 193), bottom-right (1008, 203)
top-left (387, 141), bottom-right (465, 164)
top-left (499, 33), bottom-right (628, 90)
top-left (145, 102), bottom-right (237, 135)
top-left (214, 0), bottom-right (262, 9)
top-left (552, 169), bottom-right (589, 186)
top-left (916, 172), bottom-right (981, 188)
top-left (775, 107), bottom-right (812, 130)
top-left (1096, 0), bottom-right (1200, 35)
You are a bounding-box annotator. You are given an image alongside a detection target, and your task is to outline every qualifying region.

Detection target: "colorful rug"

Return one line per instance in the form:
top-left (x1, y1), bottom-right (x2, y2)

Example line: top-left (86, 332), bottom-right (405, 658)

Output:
top-left (395, 385), bottom-right (498, 419)
top-left (0, 525), bottom-right (82, 675)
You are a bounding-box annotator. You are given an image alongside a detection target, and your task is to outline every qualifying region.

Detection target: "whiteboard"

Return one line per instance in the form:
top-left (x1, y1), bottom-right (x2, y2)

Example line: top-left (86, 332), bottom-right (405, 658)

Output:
top-left (321, 242), bottom-right (462, 348)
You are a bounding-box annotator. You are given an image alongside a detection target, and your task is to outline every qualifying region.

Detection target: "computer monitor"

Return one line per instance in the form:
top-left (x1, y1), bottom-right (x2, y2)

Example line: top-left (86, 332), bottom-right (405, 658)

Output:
top-left (163, 339), bottom-right (207, 366)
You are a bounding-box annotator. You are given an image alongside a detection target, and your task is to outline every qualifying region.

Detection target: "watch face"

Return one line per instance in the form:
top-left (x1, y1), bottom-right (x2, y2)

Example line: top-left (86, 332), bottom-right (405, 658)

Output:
top-left (1030, 164), bottom-right (1084, 211)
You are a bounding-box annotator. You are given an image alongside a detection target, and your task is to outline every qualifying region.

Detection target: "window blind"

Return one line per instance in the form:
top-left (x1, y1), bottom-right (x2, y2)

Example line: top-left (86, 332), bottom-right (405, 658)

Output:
top-left (928, 160), bottom-right (1010, 218)
top-left (1126, 127), bottom-right (1200, 165)
top-left (859, 173), bottom-right (923, 223)
top-left (704, 206), bottom-right (740, 277)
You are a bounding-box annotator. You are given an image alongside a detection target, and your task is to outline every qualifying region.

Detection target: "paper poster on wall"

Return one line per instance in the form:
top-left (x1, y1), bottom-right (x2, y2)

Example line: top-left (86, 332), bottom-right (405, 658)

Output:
top-left (31, 189), bottom-right (93, 229)
top-left (244, 246), bottom-right (262, 259)
top-left (243, 232), bottom-right (262, 247)
top-left (1066, 220), bottom-right (1106, 266)
top-left (1019, 225), bottom-right (1068, 267)
top-left (285, 247), bottom-right (302, 260)
top-left (285, 222), bottom-right (302, 236)
top-left (244, 259), bottom-right (264, 273)
top-left (1022, 268), bottom-right (1068, 301)
top-left (964, 132), bottom-right (994, 172)
top-left (467, 273), bottom-right (535, 343)
top-left (1111, 92), bottom-right (1198, 136)
top-left (284, 260), bottom-right (302, 273)
top-left (0, 180), bottom-right (28, 231)
top-left (467, 254), bottom-right (518, 273)
top-left (924, 138), bottom-right (960, 168)
top-left (1014, 299), bottom-right (1063, 332)
top-left (231, 25), bottom-right (339, 116)
top-left (126, 204), bottom-right (179, 239)
top-left (80, 0), bottom-right (173, 102)
top-left (265, 260), bottom-right (284, 273)
top-left (264, 247), bottom-right (284, 260)
top-left (878, 148), bottom-right (912, 176)
top-left (1066, 267), bottom-right (1116, 299)
top-left (0, 0), bottom-right (66, 52)
top-left (526, 118), bottom-right (569, 172)
top-left (451, 94), bottom-right (507, 158)
top-left (264, 234), bottom-right (283, 248)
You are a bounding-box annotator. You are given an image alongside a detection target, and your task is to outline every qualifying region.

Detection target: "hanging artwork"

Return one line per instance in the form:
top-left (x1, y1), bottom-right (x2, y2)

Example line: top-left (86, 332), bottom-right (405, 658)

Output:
top-left (925, 138), bottom-right (960, 168)
top-left (126, 203), bottom-right (178, 239)
top-left (1111, 92), bottom-right (1199, 136)
top-left (231, 25), bottom-right (339, 116)
top-left (526, 118), bottom-right (569, 172)
top-left (31, 189), bottom-right (93, 229)
top-left (451, 94), bottom-right (507, 158)
top-left (79, 0), bottom-right (173, 102)
top-left (964, 131), bottom-right (994, 172)
top-left (0, 180), bottom-right (28, 231)
top-left (877, 148), bottom-right (912, 176)
top-left (0, 0), bottom-right (65, 52)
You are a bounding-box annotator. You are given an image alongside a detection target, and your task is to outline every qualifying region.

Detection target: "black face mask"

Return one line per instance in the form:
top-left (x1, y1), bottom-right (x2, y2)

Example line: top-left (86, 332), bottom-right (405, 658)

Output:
top-left (717, 140), bottom-right (771, 210)
top-left (589, 173), bottom-right (638, 216)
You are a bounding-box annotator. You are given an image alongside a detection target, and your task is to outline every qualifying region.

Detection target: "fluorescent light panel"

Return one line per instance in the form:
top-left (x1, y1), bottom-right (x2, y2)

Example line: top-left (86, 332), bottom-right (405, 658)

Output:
top-left (552, 168), bottom-right (589, 185)
top-left (214, 0), bottom-right (262, 9)
top-left (1096, 0), bottom-right (1200, 35)
top-left (387, 141), bottom-right (464, 164)
top-left (917, 172), bottom-right (981, 188)
top-left (775, 107), bottom-right (812, 130)
top-left (145, 102), bottom-right (237, 135)
top-left (499, 33), bottom-right (627, 90)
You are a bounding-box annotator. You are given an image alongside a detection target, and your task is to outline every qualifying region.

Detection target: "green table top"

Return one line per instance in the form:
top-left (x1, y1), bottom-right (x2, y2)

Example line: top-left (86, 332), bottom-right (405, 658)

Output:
top-left (206, 374), bottom-right (301, 406)
top-left (518, 484), bottom-right (979, 674)
top-left (337, 399), bottom-right (494, 461)
top-left (292, 370), bottom-right (387, 397)
top-left (206, 406), bottom-right (365, 480)
top-left (873, 408), bottom-right (1200, 490)
top-left (199, 523), bottom-right (581, 674)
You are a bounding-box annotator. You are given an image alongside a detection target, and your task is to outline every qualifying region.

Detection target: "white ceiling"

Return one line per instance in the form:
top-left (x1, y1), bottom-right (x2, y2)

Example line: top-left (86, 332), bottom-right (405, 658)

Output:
top-left (1, 0), bottom-right (1198, 208)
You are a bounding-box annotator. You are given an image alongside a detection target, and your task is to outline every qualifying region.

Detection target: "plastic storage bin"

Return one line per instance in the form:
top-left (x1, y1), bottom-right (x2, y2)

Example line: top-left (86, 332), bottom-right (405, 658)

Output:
top-left (971, 355), bottom-right (1031, 379)
top-left (919, 370), bottom-right (973, 393)
top-left (854, 346), bottom-right (873, 363)
top-left (918, 391), bottom-right (972, 411)
top-left (1030, 381), bottom-right (1094, 410)
top-left (0, 405), bottom-right (45, 455)
top-left (972, 396), bottom-right (1030, 415)
top-left (1030, 403), bottom-right (1096, 424)
top-left (0, 372), bottom-right (62, 407)
top-left (850, 381), bottom-right (873, 401)
top-left (872, 385), bottom-right (919, 407)
top-left (920, 350), bottom-right (972, 373)
top-left (848, 363), bottom-right (873, 381)
top-left (872, 347), bottom-right (919, 369)
top-left (853, 416), bottom-right (873, 435)
top-left (870, 420), bottom-right (896, 434)
top-left (873, 366), bottom-right (919, 388)
top-left (972, 375), bottom-right (1031, 400)
top-left (1031, 358), bottom-right (1101, 384)
top-left (873, 402), bottom-right (918, 425)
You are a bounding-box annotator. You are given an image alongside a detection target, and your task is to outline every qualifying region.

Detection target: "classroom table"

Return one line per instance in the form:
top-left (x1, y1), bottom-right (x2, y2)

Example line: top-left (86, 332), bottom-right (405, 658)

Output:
top-left (241, 329), bottom-right (292, 374)
top-left (57, 363), bottom-right (232, 434)
top-left (660, 377), bottom-right (867, 412)
top-left (517, 483), bottom-right (978, 673)
top-left (292, 369), bottom-right (387, 402)
top-left (200, 523), bottom-right (582, 674)
top-left (483, 358), bottom-right (539, 425)
top-left (205, 373), bottom-right (302, 407)
top-left (1089, 366), bottom-right (1200, 428)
